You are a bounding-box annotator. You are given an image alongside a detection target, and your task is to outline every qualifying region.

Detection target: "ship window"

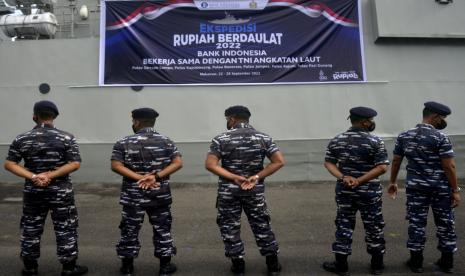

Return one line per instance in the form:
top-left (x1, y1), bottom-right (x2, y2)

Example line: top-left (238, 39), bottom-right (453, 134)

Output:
top-left (131, 86), bottom-right (143, 92)
top-left (39, 83), bottom-right (50, 94)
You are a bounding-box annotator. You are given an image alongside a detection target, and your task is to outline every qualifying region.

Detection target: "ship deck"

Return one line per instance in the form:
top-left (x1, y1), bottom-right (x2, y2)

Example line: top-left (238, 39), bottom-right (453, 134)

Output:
top-left (0, 182), bottom-right (464, 275)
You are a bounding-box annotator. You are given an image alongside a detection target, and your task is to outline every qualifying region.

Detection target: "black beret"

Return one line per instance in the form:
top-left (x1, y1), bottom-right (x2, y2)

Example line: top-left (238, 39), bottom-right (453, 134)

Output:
top-left (33, 100), bottom-right (59, 116)
top-left (131, 108), bottom-right (159, 119)
top-left (224, 105), bottom-right (251, 118)
top-left (349, 106), bottom-right (377, 119)
top-left (424, 101), bottom-right (451, 116)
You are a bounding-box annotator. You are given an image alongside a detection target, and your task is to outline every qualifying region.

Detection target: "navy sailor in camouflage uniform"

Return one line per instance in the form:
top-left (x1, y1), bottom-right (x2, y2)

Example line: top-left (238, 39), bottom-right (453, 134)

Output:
top-left (322, 107), bottom-right (389, 276)
top-left (111, 108), bottom-right (182, 276)
top-left (4, 100), bottom-right (88, 276)
top-left (205, 105), bottom-right (285, 275)
top-left (388, 101), bottom-right (461, 273)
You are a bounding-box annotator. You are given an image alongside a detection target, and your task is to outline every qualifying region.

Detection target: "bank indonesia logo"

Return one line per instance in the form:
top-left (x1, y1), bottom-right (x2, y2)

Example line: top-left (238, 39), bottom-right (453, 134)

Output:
top-left (319, 70), bottom-right (328, 81)
top-left (201, 2), bottom-right (208, 8)
top-left (333, 71), bottom-right (359, 80)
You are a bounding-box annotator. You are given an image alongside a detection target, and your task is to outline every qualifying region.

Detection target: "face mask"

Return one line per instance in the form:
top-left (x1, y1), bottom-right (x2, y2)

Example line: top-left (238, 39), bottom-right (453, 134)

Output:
top-left (436, 119), bottom-right (447, 130)
top-left (367, 121), bottom-right (376, 132)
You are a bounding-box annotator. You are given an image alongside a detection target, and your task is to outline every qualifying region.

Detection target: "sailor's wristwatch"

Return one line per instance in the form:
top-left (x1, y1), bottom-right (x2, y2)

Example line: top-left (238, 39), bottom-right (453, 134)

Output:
top-left (452, 187), bottom-right (461, 193)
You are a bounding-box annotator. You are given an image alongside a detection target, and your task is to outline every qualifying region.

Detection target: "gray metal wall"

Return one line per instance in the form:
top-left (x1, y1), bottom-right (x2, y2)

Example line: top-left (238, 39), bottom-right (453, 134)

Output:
top-left (373, 0), bottom-right (465, 39)
top-left (0, 0), bottom-right (464, 183)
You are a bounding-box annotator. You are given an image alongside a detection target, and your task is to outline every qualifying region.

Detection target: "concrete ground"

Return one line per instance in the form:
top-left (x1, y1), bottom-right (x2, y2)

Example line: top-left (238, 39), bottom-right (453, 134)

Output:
top-left (0, 182), bottom-right (463, 276)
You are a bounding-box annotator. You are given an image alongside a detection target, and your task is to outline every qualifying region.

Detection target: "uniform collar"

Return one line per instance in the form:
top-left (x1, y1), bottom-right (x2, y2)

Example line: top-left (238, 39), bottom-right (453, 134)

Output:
top-left (417, 123), bottom-right (434, 129)
top-left (136, 127), bottom-right (155, 134)
top-left (34, 123), bottom-right (54, 129)
top-left (231, 122), bottom-right (253, 129)
top-left (348, 126), bottom-right (367, 132)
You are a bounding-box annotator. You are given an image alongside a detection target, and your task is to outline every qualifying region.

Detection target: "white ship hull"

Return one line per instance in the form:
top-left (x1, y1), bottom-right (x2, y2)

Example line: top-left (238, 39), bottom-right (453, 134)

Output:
top-left (0, 0), bottom-right (464, 183)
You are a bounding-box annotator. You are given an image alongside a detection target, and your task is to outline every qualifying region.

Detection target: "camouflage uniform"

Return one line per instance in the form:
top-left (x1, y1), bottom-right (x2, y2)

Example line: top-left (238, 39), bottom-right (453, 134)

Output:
top-left (111, 127), bottom-right (179, 258)
top-left (209, 122), bottom-right (280, 257)
top-left (325, 126), bottom-right (389, 255)
top-left (394, 123), bottom-right (457, 253)
top-left (6, 124), bottom-right (81, 263)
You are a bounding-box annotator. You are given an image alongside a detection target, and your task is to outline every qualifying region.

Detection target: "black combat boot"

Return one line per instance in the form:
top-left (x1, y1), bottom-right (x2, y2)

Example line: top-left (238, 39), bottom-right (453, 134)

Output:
top-left (159, 256), bottom-right (177, 275)
top-left (61, 259), bottom-right (89, 276)
top-left (370, 254), bottom-right (384, 275)
top-left (266, 254), bottom-right (282, 275)
top-left (120, 257), bottom-right (134, 275)
top-left (230, 257), bottom-right (245, 275)
top-left (322, 253), bottom-right (349, 276)
top-left (435, 251), bottom-right (453, 273)
top-left (22, 258), bottom-right (38, 276)
top-left (406, 250), bottom-right (423, 273)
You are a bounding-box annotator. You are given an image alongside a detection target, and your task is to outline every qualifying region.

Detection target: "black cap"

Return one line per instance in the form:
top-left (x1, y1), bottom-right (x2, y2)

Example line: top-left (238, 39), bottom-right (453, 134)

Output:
top-left (131, 108), bottom-right (159, 119)
top-left (224, 105), bottom-right (251, 119)
top-left (349, 106), bottom-right (377, 119)
top-left (424, 101), bottom-right (451, 116)
top-left (33, 100), bottom-right (59, 117)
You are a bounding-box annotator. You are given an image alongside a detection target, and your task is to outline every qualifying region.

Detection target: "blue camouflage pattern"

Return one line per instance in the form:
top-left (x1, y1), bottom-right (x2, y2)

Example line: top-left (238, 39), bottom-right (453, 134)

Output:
top-left (111, 127), bottom-right (180, 258)
top-left (394, 123), bottom-right (457, 253)
top-left (216, 193), bottom-right (278, 257)
top-left (405, 188), bottom-right (456, 252)
top-left (394, 124), bottom-right (455, 191)
top-left (325, 126), bottom-right (389, 255)
top-left (209, 123), bottom-right (279, 195)
top-left (111, 127), bottom-right (181, 207)
top-left (6, 124), bottom-right (81, 263)
top-left (209, 123), bottom-right (280, 257)
top-left (116, 205), bottom-right (176, 258)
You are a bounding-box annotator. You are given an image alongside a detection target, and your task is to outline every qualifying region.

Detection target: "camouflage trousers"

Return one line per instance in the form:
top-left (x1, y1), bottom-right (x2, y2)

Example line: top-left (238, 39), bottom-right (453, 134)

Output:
top-left (333, 188), bottom-right (385, 255)
top-left (20, 193), bottom-right (78, 263)
top-left (116, 205), bottom-right (176, 258)
top-left (406, 188), bottom-right (457, 252)
top-left (217, 192), bottom-right (279, 257)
